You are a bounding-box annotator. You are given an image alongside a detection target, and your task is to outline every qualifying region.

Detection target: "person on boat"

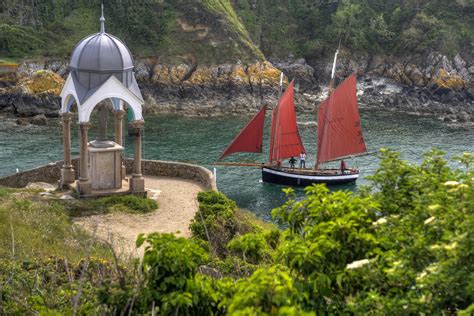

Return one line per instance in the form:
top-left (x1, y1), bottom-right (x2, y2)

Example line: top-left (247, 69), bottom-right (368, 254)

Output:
top-left (289, 156), bottom-right (296, 168)
top-left (299, 152), bottom-right (306, 168)
top-left (340, 160), bottom-right (347, 174)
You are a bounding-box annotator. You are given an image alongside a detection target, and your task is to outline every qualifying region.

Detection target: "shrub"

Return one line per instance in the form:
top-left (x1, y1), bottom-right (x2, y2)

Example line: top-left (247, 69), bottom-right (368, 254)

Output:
top-left (227, 232), bottom-right (271, 264)
top-left (190, 191), bottom-right (240, 256)
top-left (228, 265), bottom-right (314, 315)
top-left (95, 195), bottom-right (158, 213)
top-left (136, 233), bottom-right (226, 314)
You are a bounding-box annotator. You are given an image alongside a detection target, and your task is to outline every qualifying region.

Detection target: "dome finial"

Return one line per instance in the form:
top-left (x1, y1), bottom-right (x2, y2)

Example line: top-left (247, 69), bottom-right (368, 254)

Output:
top-left (100, 3), bottom-right (105, 33)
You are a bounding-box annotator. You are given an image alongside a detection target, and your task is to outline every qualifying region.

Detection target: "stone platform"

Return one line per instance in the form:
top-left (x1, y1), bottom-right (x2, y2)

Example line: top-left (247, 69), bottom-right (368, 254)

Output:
top-left (70, 178), bottom-right (147, 198)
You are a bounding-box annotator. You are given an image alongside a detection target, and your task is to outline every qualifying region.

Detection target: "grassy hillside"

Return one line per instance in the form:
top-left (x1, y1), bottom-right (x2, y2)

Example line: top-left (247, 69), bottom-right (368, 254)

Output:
top-left (0, 0), bottom-right (263, 64)
top-left (234, 0), bottom-right (474, 60)
top-left (0, 187), bottom-right (111, 261)
top-left (0, 0), bottom-right (472, 63)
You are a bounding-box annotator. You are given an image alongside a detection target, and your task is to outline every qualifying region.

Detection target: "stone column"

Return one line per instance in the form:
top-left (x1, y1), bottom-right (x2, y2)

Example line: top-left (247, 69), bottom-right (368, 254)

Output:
top-left (77, 122), bottom-right (92, 196)
top-left (129, 120), bottom-right (145, 194)
top-left (114, 110), bottom-right (124, 145)
top-left (60, 112), bottom-right (75, 189)
top-left (114, 110), bottom-right (126, 179)
top-left (97, 104), bottom-right (108, 142)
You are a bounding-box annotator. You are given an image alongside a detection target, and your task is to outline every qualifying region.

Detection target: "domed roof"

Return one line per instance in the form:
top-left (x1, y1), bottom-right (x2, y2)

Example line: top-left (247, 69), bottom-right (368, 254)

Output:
top-left (63, 6), bottom-right (143, 105)
top-left (69, 32), bottom-right (134, 72)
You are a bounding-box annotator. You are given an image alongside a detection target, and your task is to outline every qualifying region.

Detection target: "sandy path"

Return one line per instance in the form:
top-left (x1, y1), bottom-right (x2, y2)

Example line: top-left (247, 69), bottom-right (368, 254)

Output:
top-left (73, 176), bottom-right (204, 257)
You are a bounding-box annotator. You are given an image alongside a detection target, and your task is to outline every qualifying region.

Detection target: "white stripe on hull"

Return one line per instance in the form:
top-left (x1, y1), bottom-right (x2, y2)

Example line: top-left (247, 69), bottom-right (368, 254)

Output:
top-left (262, 167), bottom-right (359, 181)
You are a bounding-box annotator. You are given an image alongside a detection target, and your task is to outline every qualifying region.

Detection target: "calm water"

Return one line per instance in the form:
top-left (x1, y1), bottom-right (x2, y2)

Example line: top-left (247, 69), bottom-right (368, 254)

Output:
top-left (0, 110), bottom-right (472, 220)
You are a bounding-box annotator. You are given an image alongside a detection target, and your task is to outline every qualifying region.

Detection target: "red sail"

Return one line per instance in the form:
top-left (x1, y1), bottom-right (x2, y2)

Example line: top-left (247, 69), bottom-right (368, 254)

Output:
top-left (317, 73), bottom-right (366, 165)
top-left (219, 105), bottom-right (267, 159)
top-left (270, 81), bottom-right (306, 162)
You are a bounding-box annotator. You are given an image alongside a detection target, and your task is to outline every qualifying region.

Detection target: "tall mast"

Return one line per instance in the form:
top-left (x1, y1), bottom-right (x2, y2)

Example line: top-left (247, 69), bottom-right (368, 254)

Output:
top-left (328, 40), bottom-right (340, 93)
top-left (315, 43), bottom-right (340, 170)
top-left (269, 72), bottom-right (284, 164)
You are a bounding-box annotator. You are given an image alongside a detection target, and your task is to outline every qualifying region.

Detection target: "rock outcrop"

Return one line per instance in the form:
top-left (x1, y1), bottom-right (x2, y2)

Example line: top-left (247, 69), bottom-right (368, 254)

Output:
top-left (0, 51), bottom-right (472, 123)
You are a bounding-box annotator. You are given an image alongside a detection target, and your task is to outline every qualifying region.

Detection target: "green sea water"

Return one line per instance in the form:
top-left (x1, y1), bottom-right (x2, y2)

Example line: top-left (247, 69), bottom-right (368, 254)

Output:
top-left (0, 110), bottom-right (472, 220)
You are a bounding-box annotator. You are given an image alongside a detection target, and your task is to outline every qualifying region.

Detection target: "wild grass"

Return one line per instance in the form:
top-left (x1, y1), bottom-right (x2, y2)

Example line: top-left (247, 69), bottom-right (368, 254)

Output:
top-left (0, 188), bottom-right (112, 262)
top-left (63, 194), bottom-right (158, 217)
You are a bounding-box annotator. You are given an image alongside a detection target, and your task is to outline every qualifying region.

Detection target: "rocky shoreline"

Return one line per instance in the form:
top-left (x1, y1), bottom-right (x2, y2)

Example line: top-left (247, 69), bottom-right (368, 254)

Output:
top-left (0, 51), bottom-right (472, 124)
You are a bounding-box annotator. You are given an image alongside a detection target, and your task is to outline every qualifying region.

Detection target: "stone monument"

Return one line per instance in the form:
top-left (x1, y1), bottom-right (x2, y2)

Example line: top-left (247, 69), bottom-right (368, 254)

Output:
top-left (59, 5), bottom-right (146, 197)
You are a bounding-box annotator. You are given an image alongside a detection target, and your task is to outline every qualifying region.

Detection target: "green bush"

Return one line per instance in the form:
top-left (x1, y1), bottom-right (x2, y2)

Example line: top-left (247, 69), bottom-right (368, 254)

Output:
top-left (0, 256), bottom-right (117, 314)
top-left (1, 150), bottom-right (473, 314)
top-left (94, 194), bottom-right (158, 213)
top-left (270, 149), bottom-right (473, 313)
top-left (190, 191), bottom-right (239, 256)
top-left (228, 265), bottom-right (314, 315)
top-left (227, 232), bottom-right (272, 264)
top-left (136, 233), bottom-right (226, 314)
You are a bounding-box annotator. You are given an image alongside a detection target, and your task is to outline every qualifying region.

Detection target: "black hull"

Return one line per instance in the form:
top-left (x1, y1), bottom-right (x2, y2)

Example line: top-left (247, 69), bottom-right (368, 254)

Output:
top-left (261, 167), bottom-right (359, 186)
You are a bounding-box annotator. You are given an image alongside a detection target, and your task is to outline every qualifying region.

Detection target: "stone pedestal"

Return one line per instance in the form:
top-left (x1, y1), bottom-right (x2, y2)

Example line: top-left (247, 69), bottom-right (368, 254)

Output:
top-left (77, 180), bottom-right (92, 196)
top-left (89, 143), bottom-right (124, 190)
top-left (130, 176), bottom-right (145, 192)
top-left (60, 168), bottom-right (75, 188)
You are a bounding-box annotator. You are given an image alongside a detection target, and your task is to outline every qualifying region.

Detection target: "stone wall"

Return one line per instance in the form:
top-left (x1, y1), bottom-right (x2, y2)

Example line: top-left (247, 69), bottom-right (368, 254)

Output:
top-left (0, 160), bottom-right (78, 188)
top-left (124, 159), bottom-right (217, 191)
top-left (0, 158), bottom-right (217, 191)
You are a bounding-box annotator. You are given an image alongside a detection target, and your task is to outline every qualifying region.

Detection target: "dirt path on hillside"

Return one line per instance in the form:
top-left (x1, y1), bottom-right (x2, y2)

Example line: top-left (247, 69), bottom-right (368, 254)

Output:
top-left (73, 176), bottom-right (204, 258)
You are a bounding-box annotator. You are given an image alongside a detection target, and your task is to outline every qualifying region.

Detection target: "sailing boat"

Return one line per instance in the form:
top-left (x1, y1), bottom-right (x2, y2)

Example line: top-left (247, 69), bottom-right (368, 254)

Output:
top-left (218, 49), bottom-right (367, 186)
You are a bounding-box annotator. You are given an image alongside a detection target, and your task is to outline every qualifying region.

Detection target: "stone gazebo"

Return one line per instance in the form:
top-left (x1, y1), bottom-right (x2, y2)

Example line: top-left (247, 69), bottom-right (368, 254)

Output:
top-left (59, 8), bottom-right (145, 197)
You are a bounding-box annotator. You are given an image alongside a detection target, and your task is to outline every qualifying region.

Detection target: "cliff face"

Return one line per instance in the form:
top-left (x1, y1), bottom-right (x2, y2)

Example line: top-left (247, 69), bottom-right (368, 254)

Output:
top-left (0, 1), bottom-right (472, 122)
top-left (1, 51), bottom-right (472, 123)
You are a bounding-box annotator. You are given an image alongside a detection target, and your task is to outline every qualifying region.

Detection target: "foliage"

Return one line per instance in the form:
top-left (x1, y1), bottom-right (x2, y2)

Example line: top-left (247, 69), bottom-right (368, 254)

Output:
top-left (0, 24), bottom-right (46, 57)
top-left (0, 190), bottom-right (111, 261)
top-left (62, 194), bottom-right (158, 217)
top-left (1, 1), bottom-right (471, 61)
top-left (94, 194), bottom-right (158, 214)
top-left (234, 0), bottom-right (473, 58)
top-left (227, 231), bottom-right (272, 264)
top-left (228, 265), bottom-right (313, 315)
top-left (270, 149), bottom-right (473, 313)
top-left (1, 150), bottom-right (473, 314)
top-left (190, 191), bottom-right (254, 257)
top-left (136, 233), bottom-right (227, 315)
top-left (345, 149), bottom-right (474, 313)
top-left (272, 184), bottom-right (380, 311)
top-left (0, 256), bottom-right (118, 314)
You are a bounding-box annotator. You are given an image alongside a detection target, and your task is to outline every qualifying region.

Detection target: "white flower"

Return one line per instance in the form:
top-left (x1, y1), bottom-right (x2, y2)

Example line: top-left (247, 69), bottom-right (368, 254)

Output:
top-left (444, 181), bottom-right (459, 186)
top-left (416, 271), bottom-right (427, 281)
top-left (372, 217), bottom-right (387, 226)
top-left (444, 241), bottom-right (458, 251)
top-left (346, 259), bottom-right (370, 270)
top-left (424, 216), bottom-right (436, 225)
